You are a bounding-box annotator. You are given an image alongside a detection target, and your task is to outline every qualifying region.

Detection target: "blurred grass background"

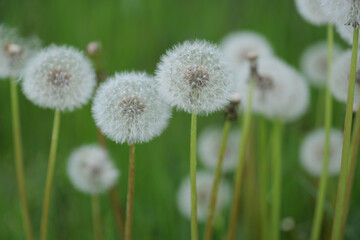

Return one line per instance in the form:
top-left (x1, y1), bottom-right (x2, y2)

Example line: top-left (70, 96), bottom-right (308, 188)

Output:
top-left (0, 0), bottom-right (360, 239)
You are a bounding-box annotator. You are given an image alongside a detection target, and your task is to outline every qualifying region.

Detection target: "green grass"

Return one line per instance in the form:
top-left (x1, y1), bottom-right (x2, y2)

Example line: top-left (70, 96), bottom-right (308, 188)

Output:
top-left (1, 0), bottom-right (360, 239)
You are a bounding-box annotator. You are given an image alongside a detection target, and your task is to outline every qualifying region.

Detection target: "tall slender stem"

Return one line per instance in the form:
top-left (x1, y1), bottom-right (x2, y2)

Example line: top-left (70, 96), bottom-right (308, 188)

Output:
top-left (204, 120), bottom-right (231, 240)
top-left (331, 27), bottom-right (360, 240)
top-left (258, 116), bottom-right (269, 240)
top-left (227, 77), bottom-right (255, 240)
top-left (340, 106), bottom-right (360, 238)
top-left (310, 23), bottom-right (334, 240)
top-left (10, 79), bottom-right (33, 240)
top-left (109, 187), bottom-right (125, 239)
top-left (190, 112), bottom-right (198, 240)
top-left (40, 110), bottom-right (61, 240)
top-left (92, 194), bottom-right (103, 240)
top-left (125, 144), bottom-right (135, 240)
top-left (271, 119), bottom-right (282, 240)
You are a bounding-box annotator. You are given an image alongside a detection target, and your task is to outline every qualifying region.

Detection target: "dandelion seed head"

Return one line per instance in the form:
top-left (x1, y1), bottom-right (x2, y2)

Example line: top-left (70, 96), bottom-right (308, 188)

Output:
top-left (176, 171), bottom-right (231, 222)
top-left (281, 217), bottom-right (296, 232)
top-left (331, 49), bottom-right (360, 109)
top-left (300, 41), bottom-right (342, 88)
top-left (319, 0), bottom-right (360, 26)
top-left (236, 56), bottom-right (309, 121)
top-left (92, 71), bottom-right (171, 144)
top-left (198, 127), bottom-right (240, 173)
top-left (295, 0), bottom-right (328, 25)
top-left (67, 145), bottom-right (119, 194)
top-left (300, 129), bottom-right (343, 177)
top-left (22, 45), bottom-right (96, 111)
top-left (221, 31), bottom-right (273, 67)
top-left (156, 40), bottom-right (232, 115)
top-left (0, 24), bottom-right (41, 79)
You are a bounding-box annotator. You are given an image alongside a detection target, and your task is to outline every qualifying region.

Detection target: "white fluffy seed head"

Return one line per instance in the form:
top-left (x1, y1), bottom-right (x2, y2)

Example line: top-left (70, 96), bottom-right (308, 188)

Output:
top-left (300, 41), bottom-right (342, 88)
top-left (221, 31), bottom-right (273, 67)
top-left (300, 128), bottom-right (343, 177)
top-left (156, 40), bottom-right (232, 115)
top-left (92, 72), bottom-right (171, 144)
top-left (295, 0), bottom-right (329, 25)
top-left (176, 171), bottom-right (231, 222)
top-left (319, 0), bottom-right (360, 26)
top-left (0, 24), bottom-right (41, 79)
top-left (331, 49), bottom-right (360, 109)
top-left (281, 217), bottom-right (296, 232)
top-left (22, 45), bottom-right (96, 112)
top-left (236, 56), bottom-right (309, 121)
top-left (67, 145), bottom-right (119, 194)
top-left (198, 127), bottom-right (240, 173)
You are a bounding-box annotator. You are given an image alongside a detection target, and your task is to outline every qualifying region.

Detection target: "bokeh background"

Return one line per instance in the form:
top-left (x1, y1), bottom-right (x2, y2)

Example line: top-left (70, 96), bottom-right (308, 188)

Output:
top-left (0, 0), bottom-right (359, 239)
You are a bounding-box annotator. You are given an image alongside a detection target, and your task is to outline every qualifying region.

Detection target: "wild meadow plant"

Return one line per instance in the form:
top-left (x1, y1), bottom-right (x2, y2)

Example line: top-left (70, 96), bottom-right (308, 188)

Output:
top-left (4, 1), bottom-right (360, 239)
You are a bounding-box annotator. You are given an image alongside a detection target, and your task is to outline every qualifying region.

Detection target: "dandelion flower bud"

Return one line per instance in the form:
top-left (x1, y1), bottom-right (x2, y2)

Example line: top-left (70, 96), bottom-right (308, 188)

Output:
top-left (198, 127), bottom-right (240, 173)
top-left (319, 0), bottom-right (360, 26)
top-left (67, 145), bottom-right (119, 194)
top-left (236, 56), bottom-right (309, 121)
top-left (22, 45), bottom-right (96, 111)
top-left (221, 31), bottom-right (273, 67)
top-left (295, 0), bottom-right (328, 25)
top-left (156, 40), bottom-right (231, 115)
top-left (300, 129), bottom-right (343, 177)
top-left (0, 24), bottom-right (41, 79)
top-left (331, 49), bottom-right (360, 109)
top-left (300, 41), bottom-right (342, 88)
top-left (177, 171), bottom-right (231, 222)
top-left (92, 72), bottom-right (171, 144)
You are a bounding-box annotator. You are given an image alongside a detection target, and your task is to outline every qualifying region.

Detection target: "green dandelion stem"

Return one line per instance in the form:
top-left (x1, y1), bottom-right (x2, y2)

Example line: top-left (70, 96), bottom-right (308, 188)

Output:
top-left (331, 27), bottom-right (359, 240)
top-left (125, 144), bottom-right (136, 240)
top-left (190, 112), bottom-right (198, 240)
top-left (92, 194), bottom-right (103, 240)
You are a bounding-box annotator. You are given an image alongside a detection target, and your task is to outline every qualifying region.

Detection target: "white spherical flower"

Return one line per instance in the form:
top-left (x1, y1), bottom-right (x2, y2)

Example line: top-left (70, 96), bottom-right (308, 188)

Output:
top-left (22, 45), bottom-right (96, 111)
top-left (281, 217), bottom-right (296, 232)
top-left (300, 129), bottom-right (343, 177)
top-left (0, 24), bottom-right (41, 79)
top-left (198, 127), bottom-right (240, 173)
top-left (300, 41), bottom-right (342, 87)
top-left (221, 31), bottom-right (273, 67)
top-left (176, 171), bottom-right (231, 222)
top-left (156, 40), bottom-right (231, 115)
top-left (236, 56), bottom-right (309, 121)
top-left (295, 0), bottom-right (328, 25)
top-left (331, 49), bottom-right (360, 109)
top-left (319, 0), bottom-right (360, 25)
top-left (92, 72), bottom-right (171, 144)
top-left (68, 145), bottom-right (119, 194)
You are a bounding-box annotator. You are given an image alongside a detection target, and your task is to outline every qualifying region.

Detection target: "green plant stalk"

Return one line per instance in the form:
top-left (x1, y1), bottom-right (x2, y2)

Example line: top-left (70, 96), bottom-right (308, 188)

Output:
top-left (10, 79), bottom-right (33, 240)
top-left (258, 116), bottom-right (269, 240)
top-left (310, 23), bottom-right (334, 240)
top-left (204, 120), bottom-right (231, 240)
top-left (340, 104), bottom-right (360, 239)
top-left (92, 194), bottom-right (103, 240)
top-left (40, 110), bottom-right (61, 240)
top-left (109, 187), bottom-right (125, 240)
top-left (125, 144), bottom-right (136, 240)
top-left (331, 27), bottom-right (360, 240)
top-left (227, 78), bottom-right (255, 240)
top-left (271, 119), bottom-right (282, 240)
top-left (190, 112), bottom-right (198, 240)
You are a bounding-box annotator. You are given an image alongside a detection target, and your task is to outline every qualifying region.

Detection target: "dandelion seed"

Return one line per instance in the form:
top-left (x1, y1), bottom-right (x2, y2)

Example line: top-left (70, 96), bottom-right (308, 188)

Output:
top-left (331, 49), bottom-right (360, 109)
top-left (68, 145), bottom-right (119, 194)
top-left (300, 129), bottom-right (343, 177)
top-left (156, 40), bottom-right (231, 115)
top-left (0, 24), bottom-right (41, 79)
top-left (235, 56), bottom-right (309, 121)
top-left (198, 127), bottom-right (240, 173)
top-left (177, 171), bottom-right (231, 222)
top-left (295, 0), bottom-right (328, 25)
top-left (319, 0), bottom-right (360, 26)
top-left (300, 41), bottom-right (342, 88)
top-left (92, 71), bottom-right (171, 144)
top-left (221, 31), bottom-right (273, 67)
top-left (22, 45), bottom-right (96, 111)
top-left (281, 217), bottom-right (296, 232)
